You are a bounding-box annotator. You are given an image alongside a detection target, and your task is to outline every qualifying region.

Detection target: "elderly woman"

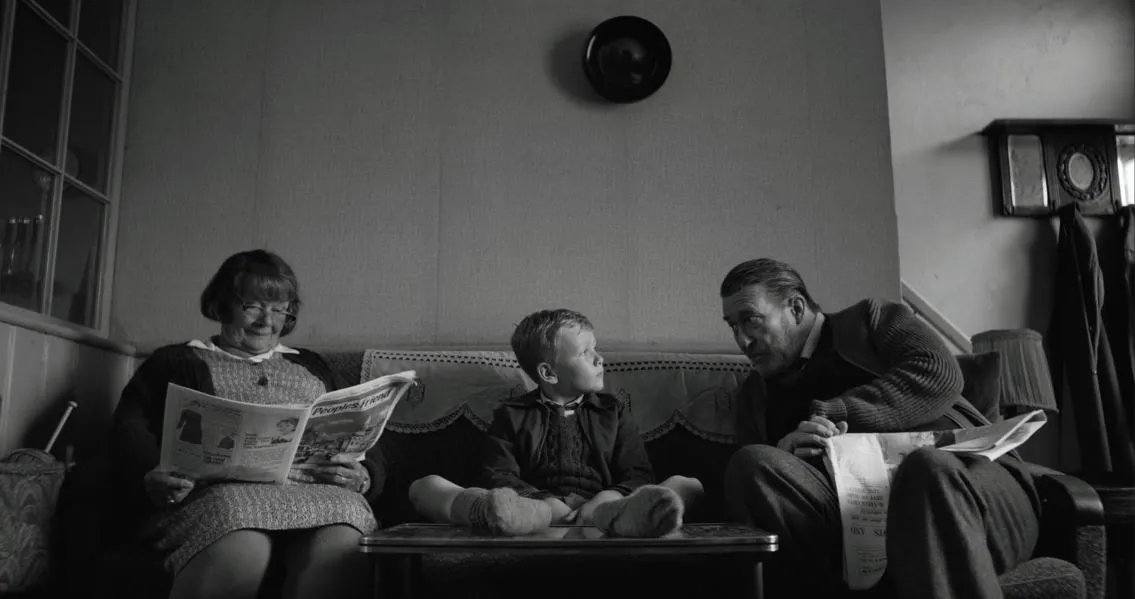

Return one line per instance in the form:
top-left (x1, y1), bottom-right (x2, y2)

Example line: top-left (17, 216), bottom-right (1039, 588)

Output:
top-left (108, 249), bottom-right (377, 599)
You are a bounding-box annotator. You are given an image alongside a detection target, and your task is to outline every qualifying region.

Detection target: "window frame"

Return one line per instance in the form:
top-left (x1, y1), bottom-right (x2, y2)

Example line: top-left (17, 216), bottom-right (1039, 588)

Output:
top-left (0, 0), bottom-right (136, 343)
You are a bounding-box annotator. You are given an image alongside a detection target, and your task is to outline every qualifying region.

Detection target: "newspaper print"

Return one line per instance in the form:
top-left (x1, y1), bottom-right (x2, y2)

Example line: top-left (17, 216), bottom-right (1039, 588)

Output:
top-left (159, 371), bottom-right (417, 484)
top-left (824, 410), bottom-right (1047, 590)
top-left (293, 372), bottom-right (417, 464)
top-left (161, 383), bottom-right (309, 484)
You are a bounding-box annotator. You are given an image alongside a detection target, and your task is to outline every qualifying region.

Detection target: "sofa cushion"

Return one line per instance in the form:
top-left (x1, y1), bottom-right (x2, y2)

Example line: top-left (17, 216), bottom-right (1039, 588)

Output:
top-left (1000, 557), bottom-right (1085, 599)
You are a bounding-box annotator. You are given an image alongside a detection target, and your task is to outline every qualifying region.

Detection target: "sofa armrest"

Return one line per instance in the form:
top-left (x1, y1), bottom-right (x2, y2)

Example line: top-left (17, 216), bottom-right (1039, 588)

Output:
top-left (1030, 466), bottom-right (1107, 599)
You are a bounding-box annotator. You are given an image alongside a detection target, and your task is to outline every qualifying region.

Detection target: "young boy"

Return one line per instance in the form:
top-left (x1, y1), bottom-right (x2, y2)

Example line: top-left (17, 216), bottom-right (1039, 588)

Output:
top-left (409, 309), bottom-right (703, 537)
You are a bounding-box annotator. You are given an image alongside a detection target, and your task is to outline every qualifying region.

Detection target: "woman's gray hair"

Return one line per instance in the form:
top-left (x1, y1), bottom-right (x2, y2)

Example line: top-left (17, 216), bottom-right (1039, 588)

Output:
top-left (200, 249), bottom-right (301, 336)
top-left (719, 258), bottom-right (820, 311)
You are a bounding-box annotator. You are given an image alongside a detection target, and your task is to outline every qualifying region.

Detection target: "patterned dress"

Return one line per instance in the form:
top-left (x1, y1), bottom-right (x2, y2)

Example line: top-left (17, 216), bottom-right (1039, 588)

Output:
top-left (142, 347), bottom-right (376, 573)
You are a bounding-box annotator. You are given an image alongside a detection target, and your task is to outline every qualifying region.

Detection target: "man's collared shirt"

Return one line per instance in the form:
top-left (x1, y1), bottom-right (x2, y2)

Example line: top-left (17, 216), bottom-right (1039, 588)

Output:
top-left (800, 312), bottom-right (827, 360)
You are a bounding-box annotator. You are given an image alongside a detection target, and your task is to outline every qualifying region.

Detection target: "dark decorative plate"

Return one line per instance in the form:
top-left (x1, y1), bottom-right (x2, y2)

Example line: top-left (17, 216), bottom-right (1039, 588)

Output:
top-left (582, 16), bottom-right (672, 103)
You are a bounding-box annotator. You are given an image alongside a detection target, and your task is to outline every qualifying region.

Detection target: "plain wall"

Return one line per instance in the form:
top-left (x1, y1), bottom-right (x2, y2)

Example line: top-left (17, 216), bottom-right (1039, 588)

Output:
top-left (111, 0), bottom-right (900, 353)
top-left (0, 323), bottom-right (134, 457)
top-left (883, 0), bottom-right (1134, 335)
top-left (881, 0), bottom-right (1135, 469)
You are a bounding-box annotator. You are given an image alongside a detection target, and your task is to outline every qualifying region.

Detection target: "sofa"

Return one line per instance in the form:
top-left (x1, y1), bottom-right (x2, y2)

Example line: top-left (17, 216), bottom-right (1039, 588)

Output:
top-left (53, 347), bottom-right (1106, 599)
top-left (327, 348), bottom-right (1106, 599)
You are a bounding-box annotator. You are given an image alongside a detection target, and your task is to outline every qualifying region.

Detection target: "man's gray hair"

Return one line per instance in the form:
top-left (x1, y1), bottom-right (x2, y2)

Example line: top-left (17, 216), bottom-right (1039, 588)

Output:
top-left (719, 258), bottom-right (820, 311)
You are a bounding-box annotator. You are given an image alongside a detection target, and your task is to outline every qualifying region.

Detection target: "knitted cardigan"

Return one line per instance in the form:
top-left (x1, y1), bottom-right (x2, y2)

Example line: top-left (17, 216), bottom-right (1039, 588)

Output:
top-left (735, 298), bottom-right (989, 446)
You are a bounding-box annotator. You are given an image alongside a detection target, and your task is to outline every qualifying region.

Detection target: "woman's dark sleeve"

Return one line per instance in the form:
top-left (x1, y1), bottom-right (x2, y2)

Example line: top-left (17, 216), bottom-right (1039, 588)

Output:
top-left (294, 348), bottom-right (349, 392)
top-left (361, 451), bottom-right (386, 503)
top-left (107, 351), bottom-right (174, 508)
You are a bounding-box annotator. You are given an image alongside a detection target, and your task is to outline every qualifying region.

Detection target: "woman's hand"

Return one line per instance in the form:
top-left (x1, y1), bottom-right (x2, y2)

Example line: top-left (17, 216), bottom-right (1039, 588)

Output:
top-left (144, 467), bottom-right (195, 507)
top-left (777, 415), bottom-right (849, 458)
top-left (288, 454), bottom-right (370, 493)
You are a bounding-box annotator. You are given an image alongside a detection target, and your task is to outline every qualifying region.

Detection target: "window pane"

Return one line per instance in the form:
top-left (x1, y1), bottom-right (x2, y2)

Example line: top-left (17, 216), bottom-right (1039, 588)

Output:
top-left (68, 54), bottom-right (115, 191)
top-left (0, 148), bottom-right (55, 313)
top-left (3, 3), bottom-right (67, 162)
top-left (78, 0), bottom-right (122, 69)
top-left (50, 184), bottom-right (103, 326)
top-left (34, 0), bottom-right (71, 29)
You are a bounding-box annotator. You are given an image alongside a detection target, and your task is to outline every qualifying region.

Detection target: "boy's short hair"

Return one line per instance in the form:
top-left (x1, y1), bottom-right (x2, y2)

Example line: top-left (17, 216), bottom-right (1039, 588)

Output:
top-left (510, 309), bottom-right (594, 382)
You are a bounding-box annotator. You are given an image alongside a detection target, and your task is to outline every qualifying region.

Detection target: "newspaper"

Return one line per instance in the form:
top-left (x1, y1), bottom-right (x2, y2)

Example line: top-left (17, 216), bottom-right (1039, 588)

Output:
top-left (823, 409), bottom-right (1048, 590)
top-left (159, 370), bottom-right (417, 484)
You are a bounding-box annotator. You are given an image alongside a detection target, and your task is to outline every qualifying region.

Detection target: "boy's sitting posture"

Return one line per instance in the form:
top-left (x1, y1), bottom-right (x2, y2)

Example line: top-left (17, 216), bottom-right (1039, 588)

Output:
top-left (409, 309), bottom-right (703, 537)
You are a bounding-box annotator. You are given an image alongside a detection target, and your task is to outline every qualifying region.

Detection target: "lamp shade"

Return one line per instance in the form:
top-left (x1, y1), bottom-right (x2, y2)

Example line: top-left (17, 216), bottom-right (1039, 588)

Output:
top-left (971, 329), bottom-right (1059, 413)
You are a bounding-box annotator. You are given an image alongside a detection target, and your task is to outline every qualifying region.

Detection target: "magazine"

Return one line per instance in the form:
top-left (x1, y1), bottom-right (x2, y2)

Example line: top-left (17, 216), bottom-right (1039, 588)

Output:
top-left (159, 370), bottom-right (417, 484)
top-left (822, 410), bottom-right (1048, 590)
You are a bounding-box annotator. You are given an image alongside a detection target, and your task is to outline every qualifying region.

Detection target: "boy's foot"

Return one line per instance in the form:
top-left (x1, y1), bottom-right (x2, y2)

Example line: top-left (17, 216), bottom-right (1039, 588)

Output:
top-left (591, 485), bottom-right (684, 537)
top-left (454, 487), bottom-right (553, 536)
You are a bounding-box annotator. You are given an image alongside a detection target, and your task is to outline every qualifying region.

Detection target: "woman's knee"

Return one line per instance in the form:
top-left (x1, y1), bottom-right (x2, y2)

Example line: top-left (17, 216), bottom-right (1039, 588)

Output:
top-left (283, 526), bottom-right (368, 599)
top-left (284, 526), bottom-right (364, 572)
top-left (171, 530), bottom-right (273, 599)
top-left (309, 524), bottom-right (362, 549)
top-left (198, 529), bottom-right (274, 568)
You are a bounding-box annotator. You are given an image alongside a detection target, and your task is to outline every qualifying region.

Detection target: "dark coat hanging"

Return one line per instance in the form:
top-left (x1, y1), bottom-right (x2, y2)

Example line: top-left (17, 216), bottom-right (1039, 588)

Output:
top-left (1048, 203), bottom-right (1135, 480)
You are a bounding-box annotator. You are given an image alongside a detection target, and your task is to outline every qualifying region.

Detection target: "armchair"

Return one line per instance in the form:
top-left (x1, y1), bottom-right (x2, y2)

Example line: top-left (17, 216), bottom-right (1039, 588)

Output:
top-left (957, 348), bottom-right (1107, 599)
top-left (1001, 466), bottom-right (1106, 599)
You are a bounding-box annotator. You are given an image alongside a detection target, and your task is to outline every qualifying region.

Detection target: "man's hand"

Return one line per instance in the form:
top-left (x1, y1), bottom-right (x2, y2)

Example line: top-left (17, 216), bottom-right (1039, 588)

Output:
top-left (777, 415), bottom-right (849, 458)
top-left (288, 454), bottom-right (370, 493)
top-left (143, 467), bottom-right (195, 507)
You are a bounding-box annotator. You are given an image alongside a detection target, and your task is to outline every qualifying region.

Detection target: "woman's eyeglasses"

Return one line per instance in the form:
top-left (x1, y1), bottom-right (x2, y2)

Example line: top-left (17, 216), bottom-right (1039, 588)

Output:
top-left (240, 303), bottom-right (296, 322)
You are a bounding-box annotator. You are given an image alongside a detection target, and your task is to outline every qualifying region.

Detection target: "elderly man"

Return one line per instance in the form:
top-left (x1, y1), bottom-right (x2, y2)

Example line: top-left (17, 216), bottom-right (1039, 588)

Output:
top-left (721, 258), bottom-right (1039, 599)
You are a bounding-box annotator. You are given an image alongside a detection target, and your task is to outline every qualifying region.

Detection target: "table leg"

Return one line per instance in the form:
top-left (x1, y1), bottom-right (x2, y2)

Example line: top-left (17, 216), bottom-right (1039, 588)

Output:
top-left (403, 554), bottom-right (422, 599)
top-left (371, 557), bottom-right (381, 598)
top-left (731, 557), bottom-right (765, 599)
top-left (373, 556), bottom-right (397, 598)
top-left (752, 561), bottom-right (764, 599)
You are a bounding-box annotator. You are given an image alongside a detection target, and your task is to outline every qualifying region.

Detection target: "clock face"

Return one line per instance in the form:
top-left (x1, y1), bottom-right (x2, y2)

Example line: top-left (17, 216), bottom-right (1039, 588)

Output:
top-left (583, 16), bottom-right (672, 103)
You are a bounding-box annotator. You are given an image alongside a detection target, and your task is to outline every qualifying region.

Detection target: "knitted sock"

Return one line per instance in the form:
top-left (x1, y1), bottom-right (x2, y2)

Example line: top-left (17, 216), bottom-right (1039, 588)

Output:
top-left (450, 487), bottom-right (552, 536)
top-left (591, 485), bottom-right (684, 538)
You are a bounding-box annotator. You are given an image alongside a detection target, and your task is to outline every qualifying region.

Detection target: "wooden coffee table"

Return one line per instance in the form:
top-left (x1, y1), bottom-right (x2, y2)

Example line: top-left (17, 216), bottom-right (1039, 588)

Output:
top-left (359, 522), bottom-right (778, 598)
